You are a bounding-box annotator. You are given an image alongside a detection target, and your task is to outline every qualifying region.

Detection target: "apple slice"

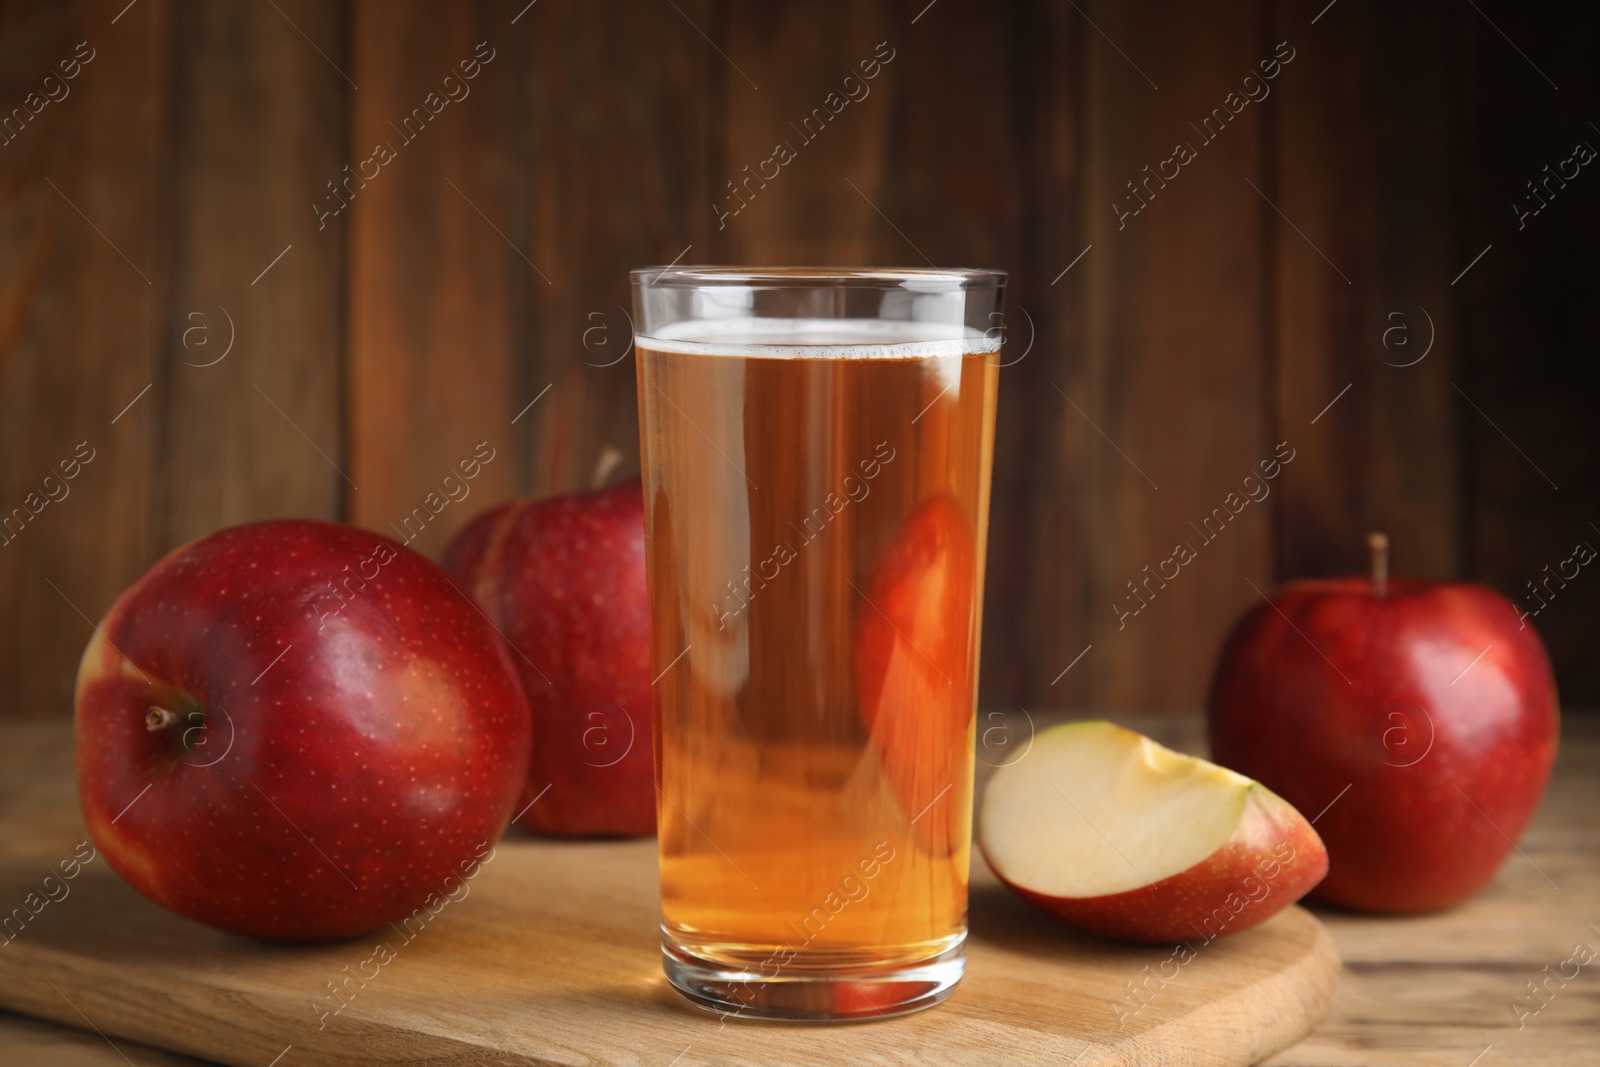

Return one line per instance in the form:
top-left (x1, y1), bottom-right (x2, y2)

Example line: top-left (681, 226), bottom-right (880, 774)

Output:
top-left (979, 721), bottom-right (1327, 943)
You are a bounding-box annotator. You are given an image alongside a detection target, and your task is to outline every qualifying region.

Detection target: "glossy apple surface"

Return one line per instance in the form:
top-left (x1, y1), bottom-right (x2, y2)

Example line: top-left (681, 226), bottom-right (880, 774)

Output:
top-left (75, 520), bottom-right (531, 942)
top-left (443, 480), bottom-right (654, 837)
top-left (854, 495), bottom-right (978, 857)
top-left (979, 721), bottom-right (1327, 943)
top-left (1207, 575), bottom-right (1559, 913)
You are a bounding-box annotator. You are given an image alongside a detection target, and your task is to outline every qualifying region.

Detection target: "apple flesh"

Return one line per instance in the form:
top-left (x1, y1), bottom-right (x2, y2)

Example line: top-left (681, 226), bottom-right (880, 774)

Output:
top-left (75, 520), bottom-right (532, 942)
top-left (979, 721), bottom-right (1327, 943)
top-left (1207, 543), bottom-right (1559, 913)
top-left (442, 479), bottom-right (654, 837)
top-left (854, 495), bottom-right (978, 858)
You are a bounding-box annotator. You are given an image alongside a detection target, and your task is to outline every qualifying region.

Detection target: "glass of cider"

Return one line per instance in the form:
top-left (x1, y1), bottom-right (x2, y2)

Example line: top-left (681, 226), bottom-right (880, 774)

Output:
top-left (632, 267), bottom-right (1004, 1021)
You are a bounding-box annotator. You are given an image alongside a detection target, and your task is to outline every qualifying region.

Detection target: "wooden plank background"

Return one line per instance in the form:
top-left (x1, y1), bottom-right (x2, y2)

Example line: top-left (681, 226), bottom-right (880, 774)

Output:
top-left (1, 0), bottom-right (1595, 719)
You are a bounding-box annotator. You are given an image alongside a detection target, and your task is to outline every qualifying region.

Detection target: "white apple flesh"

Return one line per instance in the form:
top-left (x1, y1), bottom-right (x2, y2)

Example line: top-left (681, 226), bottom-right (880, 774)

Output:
top-left (979, 722), bottom-right (1328, 943)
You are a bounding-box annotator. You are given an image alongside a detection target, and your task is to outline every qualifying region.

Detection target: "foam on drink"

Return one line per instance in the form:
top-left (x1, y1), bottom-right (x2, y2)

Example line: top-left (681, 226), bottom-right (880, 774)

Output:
top-left (640, 316), bottom-right (1004, 358)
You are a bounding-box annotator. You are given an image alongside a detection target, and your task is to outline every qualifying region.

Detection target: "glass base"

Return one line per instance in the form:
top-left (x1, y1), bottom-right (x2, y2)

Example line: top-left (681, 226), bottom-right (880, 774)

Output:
top-left (661, 934), bottom-right (965, 1022)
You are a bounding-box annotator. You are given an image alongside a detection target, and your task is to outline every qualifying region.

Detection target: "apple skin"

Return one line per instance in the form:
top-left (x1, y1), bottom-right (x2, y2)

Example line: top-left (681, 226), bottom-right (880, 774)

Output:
top-left (442, 480), bottom-right (654, 837)
top-left (1207, 577), bottom-right (1559, 913)
top-left (989, 784), bottom-right (1328, 944)
top-left (854, 496), bottom-right (978, 858)
top-left (75, 520), bottom-right (531, 943)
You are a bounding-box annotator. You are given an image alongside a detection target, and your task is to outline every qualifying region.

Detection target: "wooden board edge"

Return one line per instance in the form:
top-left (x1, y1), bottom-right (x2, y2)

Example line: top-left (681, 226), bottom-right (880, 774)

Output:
top-left (0, 941), bottom-right (552, 1067)
top-left (1119, 908), bottom-right (1341, 1066)
top-left (0, 895), bottom-right (1341, 1067)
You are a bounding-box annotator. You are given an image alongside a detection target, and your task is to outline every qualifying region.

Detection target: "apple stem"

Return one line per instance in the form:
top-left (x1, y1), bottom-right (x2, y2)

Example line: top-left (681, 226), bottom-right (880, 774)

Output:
top-left (591, 445), bottom-right (623, 489)
top-left (1367, 531), bottom-right (1389, 598)
top-left (145, 706), bottom-right (179, 732)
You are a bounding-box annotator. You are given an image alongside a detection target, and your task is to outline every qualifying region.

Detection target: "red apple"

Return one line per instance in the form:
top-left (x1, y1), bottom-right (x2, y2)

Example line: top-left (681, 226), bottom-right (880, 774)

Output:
top-left (75, 520), bottom-right (531, 942)
top-left (854, 495), bottom-right (978, 858)
top-left (979, 721), bottom-right (1326, 943)
top-left (442, 479), bottom-right (654, 837)
top-left (1207, 533), bottom-right (1560, 913)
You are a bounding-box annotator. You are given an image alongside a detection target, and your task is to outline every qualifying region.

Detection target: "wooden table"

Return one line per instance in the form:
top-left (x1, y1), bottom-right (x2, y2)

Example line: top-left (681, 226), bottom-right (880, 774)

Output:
top-left (2, 713), bottom-right (1594, 1066)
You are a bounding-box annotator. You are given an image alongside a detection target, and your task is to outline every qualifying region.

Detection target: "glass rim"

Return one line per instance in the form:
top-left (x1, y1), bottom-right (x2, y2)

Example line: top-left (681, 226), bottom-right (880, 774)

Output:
top-left (630, 265), bottom-right (1005, 289)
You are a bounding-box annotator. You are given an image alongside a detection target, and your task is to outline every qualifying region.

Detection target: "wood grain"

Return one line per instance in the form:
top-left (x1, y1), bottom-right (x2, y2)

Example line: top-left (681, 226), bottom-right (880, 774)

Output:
top-left (0, 718), bottom-right (1337, 1067)
top-left (7, 714), bottom-right (1598, 1065)
top-left (158, 0), bottom-right (346, 544)
top-left (714, 1), bottom-right (895, 266)
top-left (1014, 0), bottom-right (1095, 709)
top-left (520, 0), bottom-right (711, 497)
top-left (0, 0), bottom-right (171, 719)
top-left (0, 0), bottom-right (1597, 719)
top-left (1063, 0), bottom-right (1273, 709)
top-left (0, 1010), bottom-right (211, 1067)
top-left (345, 0), bottom-right (521, 556)
top-left (1269, 0), bottom-right (1462, 582)
top-left (1456, 2), bottom-right (1600, 703)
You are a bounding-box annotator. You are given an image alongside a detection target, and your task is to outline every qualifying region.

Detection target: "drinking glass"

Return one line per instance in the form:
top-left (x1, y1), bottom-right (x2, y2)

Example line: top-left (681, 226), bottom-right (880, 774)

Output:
top-left (632, 267), bottom-right (1004, 1021)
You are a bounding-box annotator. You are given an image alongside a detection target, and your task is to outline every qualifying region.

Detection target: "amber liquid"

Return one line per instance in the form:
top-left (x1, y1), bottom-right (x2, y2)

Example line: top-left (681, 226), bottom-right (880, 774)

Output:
top-left (637, 325), bottom-right (999, 985)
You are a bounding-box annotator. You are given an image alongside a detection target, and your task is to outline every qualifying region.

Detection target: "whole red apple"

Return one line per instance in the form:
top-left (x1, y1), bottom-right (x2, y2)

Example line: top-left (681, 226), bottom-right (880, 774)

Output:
top-left (75, 520), bottom-right (531, 942)
top-left (1207, 533), bottom-right (1559, 913)
top-left (854, 495), bottom-right (977, 857)
top-left (442, 479), bottom-right (654, 837)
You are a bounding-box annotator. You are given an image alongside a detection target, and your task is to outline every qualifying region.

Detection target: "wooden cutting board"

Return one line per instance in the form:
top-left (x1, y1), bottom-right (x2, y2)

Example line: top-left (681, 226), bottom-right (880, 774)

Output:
top-left (0, 822), bottom-right (1337, 1067)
